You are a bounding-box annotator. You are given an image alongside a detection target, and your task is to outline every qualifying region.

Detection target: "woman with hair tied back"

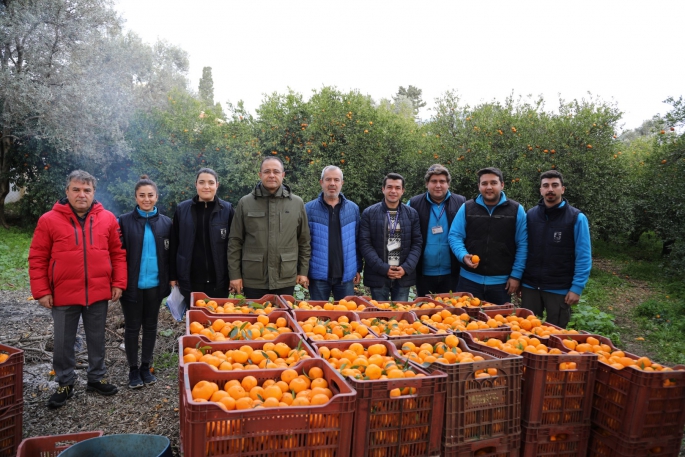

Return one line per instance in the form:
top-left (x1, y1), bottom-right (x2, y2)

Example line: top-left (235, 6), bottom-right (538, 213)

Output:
top-left (117, 175), bottom-right (172, 388)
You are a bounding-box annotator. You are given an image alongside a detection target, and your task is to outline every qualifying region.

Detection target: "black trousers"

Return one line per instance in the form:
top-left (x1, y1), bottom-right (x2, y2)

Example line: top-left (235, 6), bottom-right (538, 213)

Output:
top-left (120, 288), bottom-right (162, 368)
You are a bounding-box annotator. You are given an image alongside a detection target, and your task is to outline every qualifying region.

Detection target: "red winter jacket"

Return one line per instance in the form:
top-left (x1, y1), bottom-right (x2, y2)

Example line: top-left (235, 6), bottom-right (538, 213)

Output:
top-left (29, 199), bottom-right (127, 306)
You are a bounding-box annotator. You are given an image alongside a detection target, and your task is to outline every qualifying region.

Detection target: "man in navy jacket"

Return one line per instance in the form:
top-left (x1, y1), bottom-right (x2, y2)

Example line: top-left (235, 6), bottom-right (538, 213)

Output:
top-left (305, 166), bottom-right (362, 300)
top-left (521, 170), bottom-right (591, 328)
top-left (360, 173), bottom-right (422, 301)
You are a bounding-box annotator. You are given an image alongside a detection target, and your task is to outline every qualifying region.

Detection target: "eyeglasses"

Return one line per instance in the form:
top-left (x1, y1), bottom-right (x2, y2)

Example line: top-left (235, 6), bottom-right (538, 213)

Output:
top-left (260, 169), bottom-right (282, 175)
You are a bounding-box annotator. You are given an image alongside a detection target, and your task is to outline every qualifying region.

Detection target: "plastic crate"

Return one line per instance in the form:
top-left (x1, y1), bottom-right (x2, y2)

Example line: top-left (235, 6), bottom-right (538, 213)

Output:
top-left (521, 424), bottom-right (590, 457)
top-left (588, 426), bottom-right (684, 457)
top-left (356, 311), bottom-right (438, 339)
top-left (185, 309), bottom-right (300, 340)
top-left (291, 310), bottom-right (382, 341)
top-left (0, 403), bottom-right (22, 457)
top-left (280, 295), bottom-right (373, 312)
top-left (0, 344), bottom-right (23, 414)
top-left (16, 431), bottom-right (104, 457)
top-left (311, 339), bottom-right (447, 457)
top-left (462, 331), bottom-right (598, 428)
top-left (412, 308), bottom-right (491, 334)
top-left (428, 293), bottom-right (512, 317)
top-left (390, 335), bottom-right (522, 447)
top-left (180, 359), bottom-right (356, 457)
top-left (190, 292), bottom-right (288, 314)
top-left (178, 333), bottom-right (317, 373)
top-left (362, 297), bottom-right (453, 312)
top-left (592, 351), bottom-right (685, 441)
top-left (441, 433), bottom-right (521, 457)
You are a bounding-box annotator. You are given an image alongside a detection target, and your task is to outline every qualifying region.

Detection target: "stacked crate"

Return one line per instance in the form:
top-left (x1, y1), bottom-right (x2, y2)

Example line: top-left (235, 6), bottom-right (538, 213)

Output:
top-left (0, 344), bottom-right (23, 457)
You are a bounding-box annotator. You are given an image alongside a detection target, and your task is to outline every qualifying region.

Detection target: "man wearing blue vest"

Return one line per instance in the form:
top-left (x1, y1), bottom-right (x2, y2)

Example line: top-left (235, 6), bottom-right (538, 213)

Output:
top-left (305, 166), bottom-right (362, 300)
top-left (448, 167), bottom-right (528, 305)
top-left (408, 164), bottom-right (466, 297)
top-left (521, 170), bottom-right (592, 328)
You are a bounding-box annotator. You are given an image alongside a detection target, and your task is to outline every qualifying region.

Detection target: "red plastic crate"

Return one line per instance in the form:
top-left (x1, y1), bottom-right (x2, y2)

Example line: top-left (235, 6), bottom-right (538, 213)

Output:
top-left (441, 433), bottom-right (521, 457)
top-left (0, 403), bottom-right (22, 457)
top-left (412, 308), bottom-right (491, 334)
top-left (0, 344), bottom-right (23, 414)
top-left (588, 426), bottom-right (684, 457)
top-left (356, 311), bottom-right (439, 339)
top-left (280, 295), bottom-right (373, 311)
top-left (311, 339), bottom-right (447, 457)
top-left (190, 292), bottom-right (288, 314)
top-left (428, 293), bottom-right (512, 316)
top-left (521, 424), bottom-right (590, 457)
top-left (360, 297), bottom-right (452, 312)
top-left (16, 431), bottom-right (103, 457)
top-left (178, 333), bottom-right (317, 372)
top-left (553, 334), bottom-right (685, 443)
top-left (292, 310), bottom-right (382, 341)
top-left (390, 335), bottom-right (522, 447)
top-left (462, 331), bottom-right (598, 428)
top-left (180, 359), bottom-right (356, 457)
top-left (186, 309), bottom-right (300, 340)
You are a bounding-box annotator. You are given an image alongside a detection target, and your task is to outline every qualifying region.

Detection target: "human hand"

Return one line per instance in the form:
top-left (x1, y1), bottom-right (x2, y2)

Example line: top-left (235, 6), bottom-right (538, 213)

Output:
top-left (388, 266), bottom-right (405, 279)
top-left (229, 279), bottom-right (243, 295)
top-left (111, 287), bottom-right (123, 302)
top-left (505, 278), bottom-right (520, 295)
top-left (297, 275), bottom-right (309, 289)
top-left (353, 272), bottom-right (361, 285)
top-left (38, 294), bottom-right (53, 309)
top-left (463, 254), bottom-right (479, 269)
top-left (565, 291), bottom-right (580, 306)
top-left (169, 280), bottom-right (178, 288)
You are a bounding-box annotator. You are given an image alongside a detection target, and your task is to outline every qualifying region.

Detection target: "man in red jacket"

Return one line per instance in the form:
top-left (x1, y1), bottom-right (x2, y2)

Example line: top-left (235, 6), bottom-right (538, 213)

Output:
top-left (29, 170), bottom-right (127, 408)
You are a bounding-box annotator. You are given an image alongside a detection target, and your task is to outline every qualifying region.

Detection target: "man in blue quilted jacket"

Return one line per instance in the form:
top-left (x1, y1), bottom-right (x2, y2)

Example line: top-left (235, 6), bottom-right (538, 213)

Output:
top-left (360, 173), bottom-right (423, 301)
top-left (305, 166), bottom-right (362, 300)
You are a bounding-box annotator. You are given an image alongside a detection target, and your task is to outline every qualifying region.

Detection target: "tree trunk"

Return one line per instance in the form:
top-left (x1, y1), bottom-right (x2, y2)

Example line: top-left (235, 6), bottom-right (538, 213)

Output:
top-left (0, 133), bottom-right (12, 229)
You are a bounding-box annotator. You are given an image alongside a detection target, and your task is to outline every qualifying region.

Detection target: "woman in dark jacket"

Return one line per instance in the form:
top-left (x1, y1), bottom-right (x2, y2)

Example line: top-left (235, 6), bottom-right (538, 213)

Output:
top-left (118, 175), bottom-right (172, 388)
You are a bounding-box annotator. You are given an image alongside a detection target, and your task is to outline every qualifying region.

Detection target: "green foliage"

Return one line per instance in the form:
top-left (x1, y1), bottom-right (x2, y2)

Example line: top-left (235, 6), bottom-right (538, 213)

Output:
top-left (154, 352), bottom-right (179, 370)
top-left (568, 303), bottom-right (621, 345)
top-left (0, 227), bottom-right (32, 290)
top-left (633, 298), bottom-right (685, 365)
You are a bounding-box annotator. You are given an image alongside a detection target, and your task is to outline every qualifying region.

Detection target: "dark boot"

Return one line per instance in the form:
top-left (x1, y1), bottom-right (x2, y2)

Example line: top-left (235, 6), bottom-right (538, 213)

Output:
top-left (140, 364), bottom-right (157, 385)
top-left (47, 385), bottom-right (74, 409)
top-left (129, 367), bottom-right (144, 389)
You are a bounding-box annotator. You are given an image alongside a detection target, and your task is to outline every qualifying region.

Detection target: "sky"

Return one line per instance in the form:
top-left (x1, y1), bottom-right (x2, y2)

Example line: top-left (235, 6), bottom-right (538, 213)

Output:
top-left (113, 0), bottom-right (685, 131)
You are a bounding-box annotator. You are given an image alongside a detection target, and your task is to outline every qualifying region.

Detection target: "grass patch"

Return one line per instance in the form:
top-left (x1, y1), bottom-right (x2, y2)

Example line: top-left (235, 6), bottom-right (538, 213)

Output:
top-left (0, 226), bottom-right (33, 290)
top-left (155, 352), bottom-right (179, 371)
top-left (594, 235), bottom-right (685, 365)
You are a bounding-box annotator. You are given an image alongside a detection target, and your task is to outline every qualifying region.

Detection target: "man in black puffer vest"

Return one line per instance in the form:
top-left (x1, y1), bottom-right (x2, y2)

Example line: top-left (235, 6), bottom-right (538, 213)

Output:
top-left (521, 170), bottom-right (592, 328)
top-left (408, 164), bottom-right (466, 297)
top-left (169, 168), bottom-right (234, 307)
top-left (448, 167), bottom-right (528, 305)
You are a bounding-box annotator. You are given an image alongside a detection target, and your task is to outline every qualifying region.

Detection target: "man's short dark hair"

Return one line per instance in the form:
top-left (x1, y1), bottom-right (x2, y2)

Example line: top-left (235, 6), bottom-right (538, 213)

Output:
top-left (66, 170), bottom-right (97, 190)
top-left (540, 170), bottom-right (564, 186)
top-left (383, 173), bottom-right (405, 189)
top-left (477, 167), bottom-right (504, 184)
top-left (425, 164), bottom-right (451, 184)
top-left (196, 167), bottom-right (218, 183)
top-left (261, 156), bottom-right (284, 171)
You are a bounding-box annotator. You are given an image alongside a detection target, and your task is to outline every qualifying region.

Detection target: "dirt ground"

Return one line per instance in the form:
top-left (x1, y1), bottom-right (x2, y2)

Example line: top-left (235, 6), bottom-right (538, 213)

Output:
top-left (0, 289), bottom-right (186, 456)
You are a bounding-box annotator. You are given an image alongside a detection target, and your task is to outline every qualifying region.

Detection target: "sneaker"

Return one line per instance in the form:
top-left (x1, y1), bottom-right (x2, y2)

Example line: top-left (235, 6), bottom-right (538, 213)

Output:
top-left (128, 368), bottom-right (144, 389)
top-left (47, 385), bottom-right (74, 409)
top-left (86, 379), bottom-right (118, 396)
top-left (140, 365), bottom-right (157, 386)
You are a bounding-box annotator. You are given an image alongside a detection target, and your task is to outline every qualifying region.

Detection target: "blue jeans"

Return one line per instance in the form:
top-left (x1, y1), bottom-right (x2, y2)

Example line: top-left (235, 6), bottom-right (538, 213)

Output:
top-left (369, 282), bottom-right (410, 302)
top-left (456, 276), bottom-right (512, 305)
top-left (309, 279), bottom-right (355, 301)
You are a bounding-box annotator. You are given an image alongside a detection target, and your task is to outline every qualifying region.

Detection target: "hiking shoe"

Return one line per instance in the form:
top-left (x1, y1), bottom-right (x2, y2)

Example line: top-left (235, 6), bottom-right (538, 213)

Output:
top-left (86, 379), bottom-right (118, 396)
top-left (140, 365), bottom-right (157, 386)
top-left (128, 368), bottom-right (144, 389)
top-left (47, 385), bottom-right (74, 409)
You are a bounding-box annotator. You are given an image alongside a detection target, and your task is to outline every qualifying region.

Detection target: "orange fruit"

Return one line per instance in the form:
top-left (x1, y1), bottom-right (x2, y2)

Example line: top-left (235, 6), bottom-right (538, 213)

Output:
top-left (471, 255), bottom-right (480, 264)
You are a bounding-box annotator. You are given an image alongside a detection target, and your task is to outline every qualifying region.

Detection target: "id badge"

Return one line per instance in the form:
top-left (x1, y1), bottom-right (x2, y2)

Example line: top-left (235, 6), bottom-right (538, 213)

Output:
top-left (431, 225), bottom-right (443, 234)
top-left (387, 241), bottom-right (401, 251)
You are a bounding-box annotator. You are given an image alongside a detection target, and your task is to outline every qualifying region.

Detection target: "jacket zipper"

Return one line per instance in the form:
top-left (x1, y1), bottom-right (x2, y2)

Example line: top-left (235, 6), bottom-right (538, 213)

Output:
top-left (82, 218), bottom-right (89, 307)
top-left (203, 201), bottom-right (210, 281)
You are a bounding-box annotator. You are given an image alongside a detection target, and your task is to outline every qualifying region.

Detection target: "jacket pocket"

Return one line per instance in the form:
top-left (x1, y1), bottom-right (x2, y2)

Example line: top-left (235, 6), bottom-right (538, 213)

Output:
top-left (279, 251), bottom-right (298, 279)
top-left (243, 251), bottom-right (265, 280)
top-left (246, 211), bottom-right (266, 233)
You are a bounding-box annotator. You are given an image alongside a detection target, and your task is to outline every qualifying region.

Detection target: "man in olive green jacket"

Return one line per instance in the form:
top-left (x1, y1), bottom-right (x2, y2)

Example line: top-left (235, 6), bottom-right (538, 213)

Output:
top-left (228, 157), bottom-right (311, 298)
